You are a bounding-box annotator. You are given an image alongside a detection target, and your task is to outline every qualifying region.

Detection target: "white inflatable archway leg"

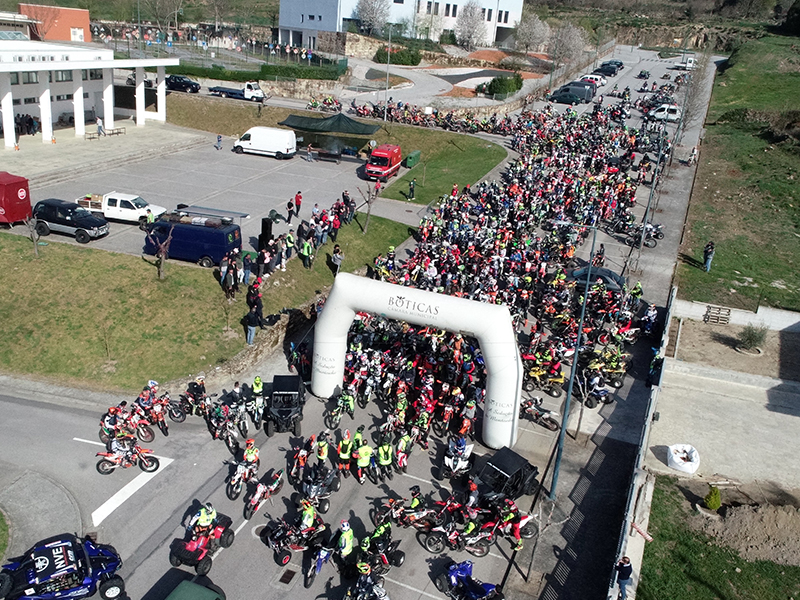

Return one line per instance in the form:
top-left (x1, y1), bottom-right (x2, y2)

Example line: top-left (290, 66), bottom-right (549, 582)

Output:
top-left (311, 273), bottom-right (523, 449)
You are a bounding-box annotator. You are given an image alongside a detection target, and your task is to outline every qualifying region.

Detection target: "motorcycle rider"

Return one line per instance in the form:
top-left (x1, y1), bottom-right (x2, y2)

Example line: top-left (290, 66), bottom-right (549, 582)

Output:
top-left (136, 380), bottom-right (158, 412)
top-left (353, 424), bottom-right (365, 448)
top-left (209, 403), bottom-right (230, 438)
top-left (187, 376), bottom-right (206, 404)
top-left (109, 430), bottom-right (134, 463)
top-left (407, 485), bottom-right (423, 512)
top-left (188, 502), bottom-right (217, 539)
top-left (338, 429), bottom-right (353, 477)
top-left (316, 431), bottom-right (330, 469)
top-left (102, 406), bottom-right (121, 435)
top-left (642, 303), bottom-right (658, 334)
top-left (337, 520), bottom-right (356, 564)
top-left (376, 437), bottom-right (393, 477)
top-left (242, 438), bottom-right (260, 480)
top-left (500, 498), bottom-right (524, 551)
top-left (395, 428), bottom-right (412, 473)
top-left (340, 386), bottom-right (356, 418)
top-left (355, 439), bottom-right (373, 483)
top-left (298, 498), bottom-right (318, 539)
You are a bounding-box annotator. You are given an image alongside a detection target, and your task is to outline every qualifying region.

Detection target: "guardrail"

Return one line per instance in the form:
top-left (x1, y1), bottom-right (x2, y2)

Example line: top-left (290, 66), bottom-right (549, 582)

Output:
top-left (606, 285), bottom-right (677, 599)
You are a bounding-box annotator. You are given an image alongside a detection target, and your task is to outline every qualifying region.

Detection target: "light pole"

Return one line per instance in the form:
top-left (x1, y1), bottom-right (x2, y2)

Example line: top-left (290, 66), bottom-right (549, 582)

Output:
top-left (548, 221), bottom-right (598, 502)
top-left (384, 23), bottom-right (392, 122)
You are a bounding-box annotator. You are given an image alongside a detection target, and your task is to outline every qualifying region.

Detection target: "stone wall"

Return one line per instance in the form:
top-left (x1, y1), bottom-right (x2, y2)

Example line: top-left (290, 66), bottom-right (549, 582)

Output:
top-left (343, 32), bottom-right (404, 59)
top-left (259, 76), bottom-right (344, 99)
top-left (614, 24), bottom-right (761, 52)
top-left (419, 51), bottom-right (498, 69)
top-left (318, 31), bottom-right (347, 55)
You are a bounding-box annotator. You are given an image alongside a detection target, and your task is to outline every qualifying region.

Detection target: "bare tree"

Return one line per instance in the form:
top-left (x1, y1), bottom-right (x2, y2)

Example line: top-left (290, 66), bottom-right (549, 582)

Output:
top-left (207, 0), bottom-right (232, 33)
top-left (415, 11), bottom-right (444, 41)
top-left (355, 0), bottom-right (390, 36)
top-left (455, 0), bottom-right (486, 51)
top-left (143, 225), bottom-right (175, 280)
top-left (515, 13), bottom-right (550, 55)
top-left (677, 49), bottom-right (712, 144)
top-left (548, 22), bottom-right (589, 66)
top-left (24, 218), bottom-right (40, 258)
top-left (20, 3), bottom-right (60, 40)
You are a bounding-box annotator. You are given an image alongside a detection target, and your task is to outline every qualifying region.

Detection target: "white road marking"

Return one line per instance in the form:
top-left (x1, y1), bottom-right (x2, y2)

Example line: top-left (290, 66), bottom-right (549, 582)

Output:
top-left (91, 457), bottom-right (174, 526)
top-left (234, 519), bottom-right (249, 535)
top-left (401, 472), bottom-right (438, 485)
top-left (383, 576), bottom-right (440, 599)
top-left (489, 551), bottom-right (505, 560)
top-left (73, 437), bottom-right (106, 447)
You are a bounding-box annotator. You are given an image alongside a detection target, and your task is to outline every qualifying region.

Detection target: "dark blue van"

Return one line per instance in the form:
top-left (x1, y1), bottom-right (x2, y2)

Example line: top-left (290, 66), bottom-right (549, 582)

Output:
top-left (144, 216), bottom-right (242, 267)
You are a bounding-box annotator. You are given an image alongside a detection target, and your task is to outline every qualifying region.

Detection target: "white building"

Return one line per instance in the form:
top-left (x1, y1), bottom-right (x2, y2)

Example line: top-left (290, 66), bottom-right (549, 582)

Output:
top-left (0, 33), bottom-right (179, 149)
top-left (278, 0), bottom-right (523, 49)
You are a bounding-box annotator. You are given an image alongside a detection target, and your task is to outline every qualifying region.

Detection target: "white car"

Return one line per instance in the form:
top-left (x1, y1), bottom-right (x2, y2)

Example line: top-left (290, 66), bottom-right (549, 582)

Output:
top-left (581, 73), bottom-right (607, 87)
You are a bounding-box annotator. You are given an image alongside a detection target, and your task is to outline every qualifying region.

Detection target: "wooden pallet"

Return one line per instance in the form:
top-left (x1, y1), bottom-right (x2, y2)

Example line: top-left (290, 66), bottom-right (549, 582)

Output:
top-left (704, 305), bottom-right (731, 325)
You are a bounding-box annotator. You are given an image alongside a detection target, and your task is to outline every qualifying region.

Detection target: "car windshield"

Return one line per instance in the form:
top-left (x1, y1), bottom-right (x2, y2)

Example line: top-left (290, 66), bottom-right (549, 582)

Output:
top-left (131, 197), bottom-right (148, 208)
top-left (74, 207), bottom-right (92, 218)
top-left (369, 156), bottom-right (389, 167)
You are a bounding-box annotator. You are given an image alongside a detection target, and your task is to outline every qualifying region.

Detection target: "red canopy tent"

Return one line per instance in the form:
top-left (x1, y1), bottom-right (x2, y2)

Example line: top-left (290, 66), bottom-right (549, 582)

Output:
top-left (0, 172), bottom-right (31, 225)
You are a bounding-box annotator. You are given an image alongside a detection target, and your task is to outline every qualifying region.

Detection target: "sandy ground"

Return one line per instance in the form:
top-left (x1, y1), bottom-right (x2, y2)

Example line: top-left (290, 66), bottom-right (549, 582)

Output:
top-left (675, 319), bottom-right (800, 382)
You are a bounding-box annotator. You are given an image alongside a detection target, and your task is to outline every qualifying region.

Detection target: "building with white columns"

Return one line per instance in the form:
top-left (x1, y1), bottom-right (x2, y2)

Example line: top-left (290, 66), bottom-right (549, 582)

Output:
top-left (0, 33), bottom-right (179, 149)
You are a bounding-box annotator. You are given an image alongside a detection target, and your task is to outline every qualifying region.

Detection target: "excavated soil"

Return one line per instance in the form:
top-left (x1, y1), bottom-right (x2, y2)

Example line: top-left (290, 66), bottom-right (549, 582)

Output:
top-left (697, 504), bottom-right (800, 566)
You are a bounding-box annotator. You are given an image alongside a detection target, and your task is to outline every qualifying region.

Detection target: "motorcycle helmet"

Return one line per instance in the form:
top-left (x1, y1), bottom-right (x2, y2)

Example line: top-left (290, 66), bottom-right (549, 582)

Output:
top-left (115, 430), bottom-right (130, 439)
top-left (357, 425), bottom-right (365, 434)
top-left (466, 399), bottom-right (476, 408)
top-left (253, 376), bottom-right (260, 385)
top-left (196, 376), bottom-right (205, 383)
top-left (148, 380), bottom-right (159, 390)
top-left (343, 429), bottom-right (351, 441)
top-left (468, 480), bottom-right (478, 492)
top-left (341, 520), bottom-right (351, 532)
top-left (357, 561), bottom-right (371, 575)
top-left (360, 538), bottom-right (371, 552)
top-left (108, 406), bottom-right (118, 415)
top-left (452, 387), bottom-right (462, 396)
top-left (246, 438), bottom-right (255, 447)
top-left (361, 439), bottom-right (368, 447)
top-left (410, 485), bottom-right (421, 497)
top-left (300, 498), bottom-right (312, 510)
top-left (205, 502), bottom-right (214, 512)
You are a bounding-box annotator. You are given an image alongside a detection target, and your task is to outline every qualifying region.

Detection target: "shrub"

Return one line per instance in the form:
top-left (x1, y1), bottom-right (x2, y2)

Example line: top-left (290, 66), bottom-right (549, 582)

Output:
top-left (373, 47), bottom-right (422, 66)
top-left (439, 30), bottom-right (457, 45)
top-left (485, 72), bottom-right (524, 96)
top-left (704, 485), bottom-right (722, 511)
top-left (737, 323), bottom-right (768, 350)
top-left (164, 63), bottom-right (340, 83)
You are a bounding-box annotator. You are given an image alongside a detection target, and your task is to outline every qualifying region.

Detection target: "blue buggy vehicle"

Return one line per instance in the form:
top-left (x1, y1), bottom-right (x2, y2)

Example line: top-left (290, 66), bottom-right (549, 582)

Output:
top-left (434, 560), bottom-right (502, 600)
top-left (0, 534), bottom-right (123, 600)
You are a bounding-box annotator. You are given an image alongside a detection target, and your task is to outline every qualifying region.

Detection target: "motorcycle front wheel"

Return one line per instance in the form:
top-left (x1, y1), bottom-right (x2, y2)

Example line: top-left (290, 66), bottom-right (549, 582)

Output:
top-left (225, 435), bottom-right (239, 455)
top-left (304, 568), bottom-right (316, 589)
top-left (137, 425), bottom-right (156, 443)
top-left (238, 420), bottom-right (248, 438)
top-left (644, 238), bottom-right (657, 248)
top-left (423, 532), bottom-right (446, 554)
top-left (466, 539), bottom-right (489, 557)
top-left (158, 420), bottom-right (169, 436)
top-left (168, 405), bottom-right (186, 423)
top-left (96, 460), bottom-right (116, 475)
top-left (227, 480), bottom-right (243, 501)
top-left (139, 455), bottom-right (160, 472)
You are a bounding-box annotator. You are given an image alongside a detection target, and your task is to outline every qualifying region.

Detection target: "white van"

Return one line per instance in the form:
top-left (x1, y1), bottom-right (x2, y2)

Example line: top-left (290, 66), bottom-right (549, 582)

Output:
top-left (581, 73), bottom-right (607, 87)
top-left (233, 127), bottom-right (296, 159)
top-left (649, 104), bottom-right (682, 122)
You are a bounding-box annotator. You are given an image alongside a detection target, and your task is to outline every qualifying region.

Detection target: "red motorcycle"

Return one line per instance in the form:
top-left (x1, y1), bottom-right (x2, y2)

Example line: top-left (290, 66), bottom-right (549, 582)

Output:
top-left (169, 513), bottom-right (235, 575)
top-left (96, 443), bottom-right (159, 474)
top-left (263, 517), bottom-right (327, 566)
top-left (125, 410), bottom-right (156, 443)
top-left (373, 497), bottom-right (440, 531)
top-left (244, 469), bottom-right (284, 520)
top-left (432, 402), bottom-right (455, 437)
top-left (145, 399), bottom-right (170, 436)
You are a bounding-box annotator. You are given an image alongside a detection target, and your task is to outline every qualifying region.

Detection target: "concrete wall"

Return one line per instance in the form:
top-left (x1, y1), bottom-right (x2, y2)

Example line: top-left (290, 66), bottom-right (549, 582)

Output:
top-left (19, 4), bottom-right (91, 42)
top-left (672, 299), bottom-right (800, 332)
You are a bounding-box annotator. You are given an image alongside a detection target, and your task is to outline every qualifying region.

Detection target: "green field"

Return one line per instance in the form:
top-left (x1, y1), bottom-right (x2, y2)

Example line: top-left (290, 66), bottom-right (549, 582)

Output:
top-left (639, 476), bottom-right (800, 600)
top-left (166, 94), bottom-right (507, 207)
top-left (0, 215), bottom-right (411, 392)
top-left (677, 35), bottom-right (800, 311)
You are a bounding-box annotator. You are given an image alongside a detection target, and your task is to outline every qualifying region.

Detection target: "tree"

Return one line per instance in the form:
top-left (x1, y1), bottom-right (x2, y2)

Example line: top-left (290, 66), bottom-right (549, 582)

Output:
top-left (143, 225), bottom-right (175, 280)
top-left (514, 13), bottom-right (550, 55)
top-left (455, 0), bottom-right (486, 51)
top-left (355, 0), bottom-right (390, 36)
top-left (548, 22), bottom-right (588, 66)
top-left (783, 0), bottom-right (800, 34)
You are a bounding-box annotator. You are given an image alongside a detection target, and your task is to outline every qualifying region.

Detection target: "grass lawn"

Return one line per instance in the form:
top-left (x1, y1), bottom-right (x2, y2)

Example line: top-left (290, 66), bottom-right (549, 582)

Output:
top-left (639, 476), bottom-right (800, 600)
top-left (0, 215), bottom-right (411, 392)
top-left (166, 94), bottom-right (507, 207)
top-left (677, 35), bottom-right (800, 311)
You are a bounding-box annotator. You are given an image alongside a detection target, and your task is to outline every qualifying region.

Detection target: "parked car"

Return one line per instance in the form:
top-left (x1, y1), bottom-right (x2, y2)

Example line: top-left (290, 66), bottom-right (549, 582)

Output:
top-left (164, 75), bottom-right (200, 93)
top-left (125, 73), bottom-right (153, 87)
top-left (471, 447), bottom-right (539, 501)
top-left (568, 266), bottom-right (627, 293)
top-left (647, 103), bottom-right (682, 122)
top-left (264, 375), bottom-right (305, 437)
top-left (602, 59), bottom-right (624, 70)
top-left (549, 91), bottom-right (582, 106)
top-left (209, 82), bottom-right (264, 101)
top-left (364, 144), bottom-right (402, 182)
top-left (581, 73), bottom-right (607, 86)
top-left (593, 64), bottom-right (620, 77)
top-left (164, 581), bottom-right (225, 600)
top-left (144, 214), bottom-right (242, 268)
top-left (0, 534), bottom-right (124, 600)
top-left (33, 199), bottom-right (109, 243)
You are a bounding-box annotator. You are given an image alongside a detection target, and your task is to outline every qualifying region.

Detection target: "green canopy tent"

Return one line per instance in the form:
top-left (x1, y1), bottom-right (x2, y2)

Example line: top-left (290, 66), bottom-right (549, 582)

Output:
top-left (278, 113), bottom-right (381, 136)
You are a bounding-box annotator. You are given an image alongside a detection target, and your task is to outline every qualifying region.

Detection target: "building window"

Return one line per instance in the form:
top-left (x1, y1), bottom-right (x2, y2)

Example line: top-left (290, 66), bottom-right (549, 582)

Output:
top-left (12, 98), bottom-right (21, 105)
top-left (89, 69), bottom-right (103, 80)
top-left (487, 8), bottom-right (492, 21)
top-left (22, 72), bottom-right (38, 84)
top-left (10, 73), bottom-right (19, 85)
top-left (55, 94), bottom-right (73, 101)
top-left (394, 0), bottom-right (404, 3)
top-left (54, 70), bottom-right (73, 82)
top-left (504, 11), bottom-right (509, 23)
top-left (70, 27), bottom-right (84, 42)
top-left (452, 4), bottom-right (457, 17)
top-left (445, 3), bottom-right (450, 16)
top-left (309, 14), bottom-right (315, 20)
top-left (434, 2), bottom-right (439, 14)
top-left (427, 1), bottom-right (432, 13)
top-left (83, 92), bottom-right (89, 98)
top-left (319, 15), bottom-right (322, 19)
top-left (301, 14), bottom-right (304, 22)
top-left (24, 97), bottom-right (37, 104)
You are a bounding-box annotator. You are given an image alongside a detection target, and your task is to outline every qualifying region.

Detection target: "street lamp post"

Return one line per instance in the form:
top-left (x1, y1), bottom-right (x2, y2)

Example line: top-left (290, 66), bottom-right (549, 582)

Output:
top-left (384, 24), bottom-right (392, 122)
top-left (548, 221), bottom-right (598, 502)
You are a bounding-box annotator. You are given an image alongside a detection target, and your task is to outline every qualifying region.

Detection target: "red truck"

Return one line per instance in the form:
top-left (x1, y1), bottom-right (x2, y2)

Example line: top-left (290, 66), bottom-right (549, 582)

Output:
top-left (365, 144), bottom-right (402, 182)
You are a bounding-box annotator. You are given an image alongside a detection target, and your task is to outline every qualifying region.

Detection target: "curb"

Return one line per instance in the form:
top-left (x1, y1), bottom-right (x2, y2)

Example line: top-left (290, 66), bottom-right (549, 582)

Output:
top-left (664, 358), bottom-right (800, 393)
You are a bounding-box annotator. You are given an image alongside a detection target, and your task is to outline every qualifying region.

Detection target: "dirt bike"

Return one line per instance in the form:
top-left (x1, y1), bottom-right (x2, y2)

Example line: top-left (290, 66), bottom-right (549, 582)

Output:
top-left (244, 469), bottom-right (284, 519)
top-left (179, 391), bottom-right (217, 418)
top-left (373, 497), bottom-right (438, 531)
top-left (519, 397), bottom-right (560, 431)
top-left (263, 517), bottom-right (326, 566)
top-left (432, 402), bottom-right (455, 438)
top-left (230, 402), bottom-right (249, 438)
top-left (126, 412), bottom-right (156, 443)
top-left (145, 401), bottom-right (170, 436)
top-left (288, 447), bottom-right (310, 486)
top-left (422, 521), bottom-right (491, 557)
top-left (213, 419), bottom-right (240, 455)
top-left (226, 460), bottom-right (258, 500)
top-left (325, 394), bottom-right (354, 429)
top-left (304, 541), bottom-right (336, 588)
top-left (96, 444), bottom-right (159, 474)
top-left (244, 394), bottom-right (264, 427)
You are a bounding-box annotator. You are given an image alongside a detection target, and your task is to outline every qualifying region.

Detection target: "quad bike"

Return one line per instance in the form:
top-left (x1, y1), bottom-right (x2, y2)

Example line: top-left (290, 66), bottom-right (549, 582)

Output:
top-left (169, 513), bottom-right (234, 575)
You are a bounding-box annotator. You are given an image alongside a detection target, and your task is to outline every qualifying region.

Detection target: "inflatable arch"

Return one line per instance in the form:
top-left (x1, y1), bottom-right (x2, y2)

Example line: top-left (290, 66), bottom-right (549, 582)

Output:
top-left (311, 273), bottom-right (523, 449)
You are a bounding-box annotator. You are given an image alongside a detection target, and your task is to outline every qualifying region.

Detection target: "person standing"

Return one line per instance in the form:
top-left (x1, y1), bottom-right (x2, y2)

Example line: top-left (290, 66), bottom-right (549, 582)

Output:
top-left (332, 244), bottom-right (344, 277)
top-left (96, 116), bottom-right (107, 137)
top-left (214, 134), bottom-right (222, 150)
top-left (342, 191), bottom-right (352, 223)
top-left (285, 229), bottom-right (295, 261)
top-left (408, 178), bottom-right (416, 201)
top-left (330, 214), bottom-right (341, 242)
top-left (245, 305), bottom-right (259, 346)
top-left (703, 241), bottom-right (715, 273)
top-left (299, 236), bottom-right (313, 269)
top-left (286, 198), bottom-right (295, 224)
top-left (242, 252), bottom-right (252, 287)
top-left (615, 557), bottom-right (633, 600)
top-left (373, 180), bottom-right (381, 200)
top-left (294, 191), bottom-right (303, 217)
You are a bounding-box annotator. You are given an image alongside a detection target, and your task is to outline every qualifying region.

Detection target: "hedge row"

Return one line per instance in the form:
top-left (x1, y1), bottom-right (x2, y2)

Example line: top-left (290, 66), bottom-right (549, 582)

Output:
top-left (164, 63), bottom-right (340, 82)
top-left (485, 72), bottom-right (523, 96)
top-left (373, 47), bottom-right (422, 66)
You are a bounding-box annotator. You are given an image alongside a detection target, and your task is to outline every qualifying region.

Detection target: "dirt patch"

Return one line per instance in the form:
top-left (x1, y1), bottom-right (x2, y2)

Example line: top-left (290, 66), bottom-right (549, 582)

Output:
top-left (521, 72), bottom-right (544, 80)
top-left (468, 49), bottom-right (509, 62)
top-left (675, 319), bottom-right (800, 381)
top-left (438, 86), bottom-right (477, 98)
top-left (697, 504), bottom-right (800, 566)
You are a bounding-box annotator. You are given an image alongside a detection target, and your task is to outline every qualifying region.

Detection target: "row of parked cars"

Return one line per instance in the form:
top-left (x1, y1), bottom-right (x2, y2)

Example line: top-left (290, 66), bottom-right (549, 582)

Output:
top-left (549, 59), bottom-right (623, 105)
